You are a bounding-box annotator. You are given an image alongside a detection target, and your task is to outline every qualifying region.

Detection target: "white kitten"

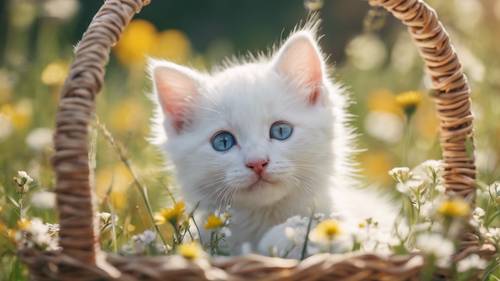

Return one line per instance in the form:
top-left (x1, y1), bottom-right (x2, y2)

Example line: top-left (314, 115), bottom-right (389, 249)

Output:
top-left (149, 24), bottom-right (397, 255)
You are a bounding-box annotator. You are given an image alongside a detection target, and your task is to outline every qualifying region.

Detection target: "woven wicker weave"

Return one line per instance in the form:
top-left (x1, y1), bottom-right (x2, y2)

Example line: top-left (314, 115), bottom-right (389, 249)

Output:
top-left (18, 0), bottom-right (496, 280)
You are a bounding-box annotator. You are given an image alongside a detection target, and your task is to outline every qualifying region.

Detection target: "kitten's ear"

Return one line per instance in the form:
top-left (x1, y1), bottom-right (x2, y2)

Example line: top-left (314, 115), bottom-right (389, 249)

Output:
top-left (273, 31), bottom-right (325, 104)
top-left (149, 59), bottom-right (203, 133)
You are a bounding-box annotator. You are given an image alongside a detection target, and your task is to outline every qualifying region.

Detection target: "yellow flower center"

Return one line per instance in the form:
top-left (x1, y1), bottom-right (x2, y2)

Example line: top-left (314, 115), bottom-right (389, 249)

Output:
top-left (395, 91), bottom-right (422, 116)
top-left (177, 242), bottom-right (203, 260)
top-left (311, 219), bottom-right (342, 243)
top-left (438, 199), bottom-right (470, 217)
top-left (17, 218), bottom-right (31, 231)
top-left (395, 91), bottom-right (422, 108)
top-left (154, 201), bottom-right (186, 225)
top-left (204, 214), bottom-right (224, 230)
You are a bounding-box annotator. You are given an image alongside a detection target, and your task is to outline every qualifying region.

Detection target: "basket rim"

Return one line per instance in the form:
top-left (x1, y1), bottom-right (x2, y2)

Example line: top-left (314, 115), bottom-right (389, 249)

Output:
top-left (36, 0), bottom-right (481, 279)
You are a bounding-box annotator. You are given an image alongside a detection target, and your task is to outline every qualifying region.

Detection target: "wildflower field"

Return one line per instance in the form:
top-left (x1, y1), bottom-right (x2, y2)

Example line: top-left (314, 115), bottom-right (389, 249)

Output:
top-left (0, 0), bottom-right (499, 280)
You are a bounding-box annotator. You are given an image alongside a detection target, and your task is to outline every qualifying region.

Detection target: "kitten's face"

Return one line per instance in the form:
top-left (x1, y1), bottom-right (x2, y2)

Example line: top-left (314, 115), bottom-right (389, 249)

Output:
top-left (151, 31), bottom-right (338, 208)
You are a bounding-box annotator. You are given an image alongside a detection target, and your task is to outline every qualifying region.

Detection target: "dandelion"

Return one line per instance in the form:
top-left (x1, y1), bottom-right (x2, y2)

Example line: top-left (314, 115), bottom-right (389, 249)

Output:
top-left (152, 29), bottom-right (191, 64)
top-left (204, 213), bottom-right (224, 230)
top-left (109, 99), bottom-right (146, 133)
top-left (395, 91), bottom-right (422, 117)
top-left (437, 199), bottom-right (470, 218)
top-left (416, 233), bottom-right (454, 267)
top-left (457, 254), bottom-right (487, 272)
top-left (177, 242), bottom-right (204, 260)
top-left (41, 61), bottom-right (68, 86)
top-left (359, 151), bottom-right (393, 185)
top-left (95, 164), bottom-right (132, 200)
top-left (154, 201), bottom-right (186, 226)
top-left (367, 89), bottom-right (403, 116)
top-left (0, 100), bottom-right (32, 130)
top-left (30, 191), bottom-right (56, 209)
top-left (310, 219), bottom-right (342, 244)
top-left (115, 19), bottom-right (157, 66)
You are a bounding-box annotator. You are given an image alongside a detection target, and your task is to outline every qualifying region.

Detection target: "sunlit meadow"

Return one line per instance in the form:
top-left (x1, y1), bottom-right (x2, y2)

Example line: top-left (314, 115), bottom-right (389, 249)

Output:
top-left (0, 0), bottom-right (499, 280)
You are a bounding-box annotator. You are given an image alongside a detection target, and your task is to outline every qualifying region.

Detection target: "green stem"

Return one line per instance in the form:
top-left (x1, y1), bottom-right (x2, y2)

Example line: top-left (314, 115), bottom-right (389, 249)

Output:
top-left (95, 117), bottom-right (168, 248)
top-left (300, 207), bottom-right (315, 260)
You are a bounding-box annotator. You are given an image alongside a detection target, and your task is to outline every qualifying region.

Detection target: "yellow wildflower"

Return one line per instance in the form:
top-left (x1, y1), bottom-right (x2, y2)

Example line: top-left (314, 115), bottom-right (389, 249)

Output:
top-left (0, 224), bottom-right (16, 241)
top-left (204, 213), bottom-right (224, 230)
top-left (126, 224), bottom-right (136, 233)
top-left (367, 89), bottom-right (404, 116)
top-left (109, 98), bottom-right (146, 133)
top-left (359, 151), bottom-right (393, 185)
top-left (95, 164), bottom-right (132, 203)
top-left (310, 219), bottom-right (342, 243)
top-left (7, 229), bottom-right (16, 240)
top-left (0, 100), bottom-right (32, 130)
top-left (41, 61), bottom-right (68, 86)
top-left (115, 19), bottom-right (157, 66)
top-left (154, 201), bottom-right (186, 225)
top-left (152, 29), bottom-right (191, 64)
top-left (414, 98), bottom-right (439, 140)
top-left (395, 91), bottom-right (422, 117)
top-left (438, 199), bottom-right (471, 218)
top-left (177, 241), bottom-right (204, 260)
top-left (110, 191), bottom-right (126, 211)
top-left (17, 218), bottom-right (31, 231)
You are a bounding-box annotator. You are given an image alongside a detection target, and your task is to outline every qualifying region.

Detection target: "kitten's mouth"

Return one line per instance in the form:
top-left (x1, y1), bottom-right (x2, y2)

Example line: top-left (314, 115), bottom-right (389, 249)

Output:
top-left (245, 177), bottom-right (278, 191)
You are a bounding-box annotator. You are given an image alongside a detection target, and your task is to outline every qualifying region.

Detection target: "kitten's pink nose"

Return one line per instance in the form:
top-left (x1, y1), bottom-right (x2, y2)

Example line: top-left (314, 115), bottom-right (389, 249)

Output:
top-left (246, 159), bottom-right (269, 176)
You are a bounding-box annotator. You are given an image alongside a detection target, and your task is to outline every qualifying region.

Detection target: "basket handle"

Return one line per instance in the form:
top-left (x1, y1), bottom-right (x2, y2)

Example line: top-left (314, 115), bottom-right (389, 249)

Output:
top-left (53, 0), bottom-right (150, 267)
top-left (52, 0), bottom-right (475, 268)
top-left (368, 0), bottom-right (475, 198)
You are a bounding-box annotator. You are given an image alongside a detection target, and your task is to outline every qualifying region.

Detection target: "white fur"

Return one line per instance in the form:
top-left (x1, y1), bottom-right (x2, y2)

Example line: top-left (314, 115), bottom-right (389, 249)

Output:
top-left (149, 24), bottom-right (397, 255)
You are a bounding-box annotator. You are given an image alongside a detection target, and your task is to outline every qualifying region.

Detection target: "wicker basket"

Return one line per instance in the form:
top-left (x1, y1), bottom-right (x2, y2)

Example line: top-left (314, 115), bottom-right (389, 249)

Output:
top-left (18, 0), bottom-right (496, 280)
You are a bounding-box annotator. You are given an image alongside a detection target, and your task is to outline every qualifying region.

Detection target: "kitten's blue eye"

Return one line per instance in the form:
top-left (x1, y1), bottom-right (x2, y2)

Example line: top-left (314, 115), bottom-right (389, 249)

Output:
top-left (211, 131), bottom-right (236, 152)
top-left (270, 121), bottom-right (293, 141)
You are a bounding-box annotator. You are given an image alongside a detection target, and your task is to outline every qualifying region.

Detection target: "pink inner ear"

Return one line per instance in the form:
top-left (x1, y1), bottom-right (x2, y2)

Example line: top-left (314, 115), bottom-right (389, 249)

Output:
top-left (308, 88), bottom-right (320, 105)
top-left (156, 83), bottom-right (186, 132)
top-left (154, 67), bottom-right (198, 133)
top-left (274, 33), bottom-right (325, 105)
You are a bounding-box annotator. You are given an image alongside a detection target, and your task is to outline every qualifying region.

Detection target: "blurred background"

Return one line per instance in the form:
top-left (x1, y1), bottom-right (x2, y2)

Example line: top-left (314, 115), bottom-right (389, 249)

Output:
top-left (0, 0), bottom-right (499, 276)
